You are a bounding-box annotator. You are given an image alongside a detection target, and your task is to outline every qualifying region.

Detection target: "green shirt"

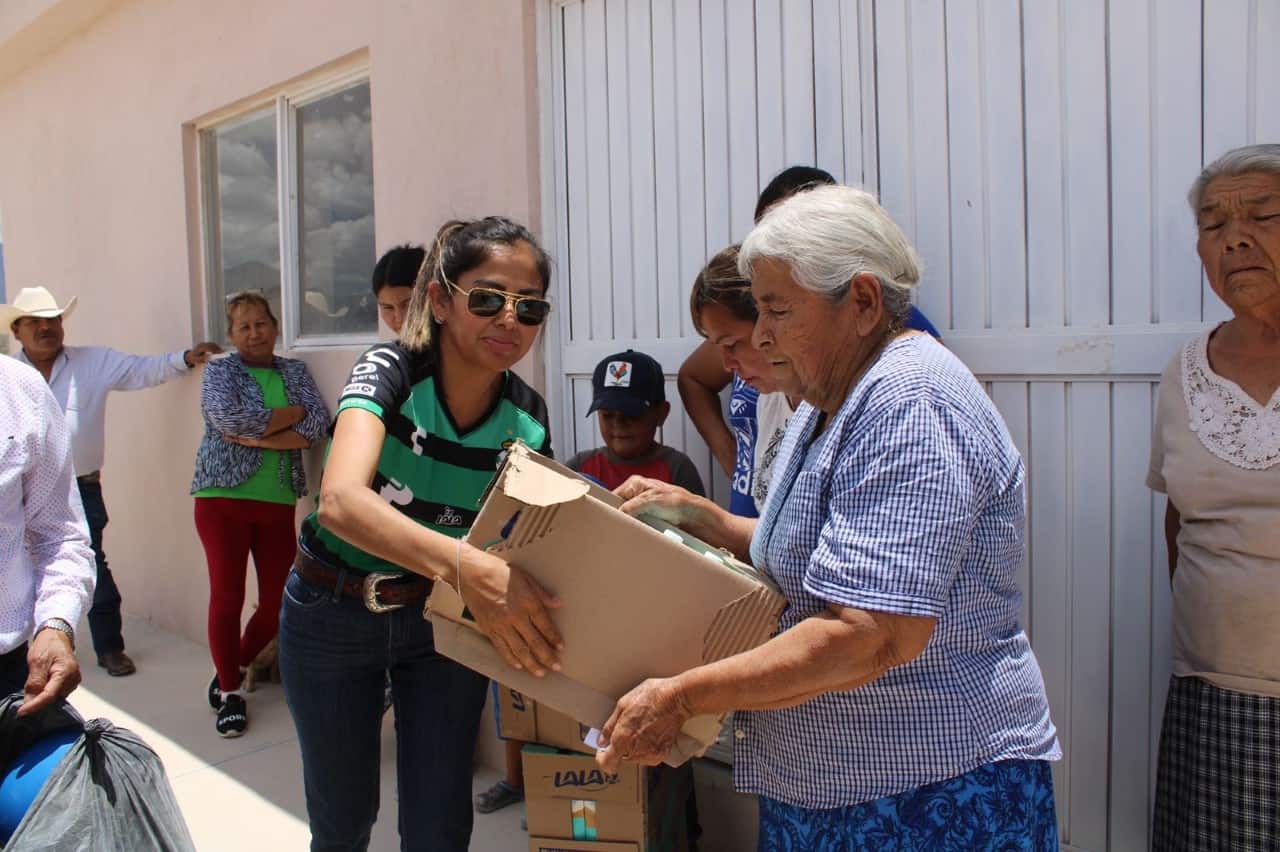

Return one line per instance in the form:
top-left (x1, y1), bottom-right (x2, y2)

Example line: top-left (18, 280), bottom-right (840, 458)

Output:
top-left (194, 366), bottom-right (296, 506)
top-left (300, 343), bottom-right (552, 576)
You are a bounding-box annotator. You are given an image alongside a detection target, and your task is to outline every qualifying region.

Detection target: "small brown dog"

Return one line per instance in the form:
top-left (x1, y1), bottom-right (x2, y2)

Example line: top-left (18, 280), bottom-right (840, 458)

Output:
top-left (242, 638), bottom-right (281, 692)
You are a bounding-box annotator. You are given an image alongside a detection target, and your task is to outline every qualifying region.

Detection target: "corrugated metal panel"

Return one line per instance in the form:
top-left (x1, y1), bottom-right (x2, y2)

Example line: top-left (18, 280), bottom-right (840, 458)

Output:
top-left (541, 2), bottom-right (1271, 848)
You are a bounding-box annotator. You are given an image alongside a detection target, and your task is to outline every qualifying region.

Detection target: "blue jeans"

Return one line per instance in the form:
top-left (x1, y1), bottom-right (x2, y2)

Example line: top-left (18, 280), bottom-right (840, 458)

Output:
top-left (278, 569), bottom-right (489, 852)
top-left (77, 480), bottom-right (125, 656)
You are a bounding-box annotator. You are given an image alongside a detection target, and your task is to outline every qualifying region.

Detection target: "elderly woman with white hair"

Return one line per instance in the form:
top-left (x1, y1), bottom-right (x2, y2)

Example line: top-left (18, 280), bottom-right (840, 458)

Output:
top-left (1147, 143), bottom-right (1280, 852)
top-left (597, 185), bottom-right (1061, 850)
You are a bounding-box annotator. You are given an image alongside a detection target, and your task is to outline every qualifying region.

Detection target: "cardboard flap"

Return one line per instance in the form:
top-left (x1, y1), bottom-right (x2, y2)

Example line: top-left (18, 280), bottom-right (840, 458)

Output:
top-left (509, 441), bottom-right (622, 507)
top-left (503, 451), bottom-right (593, 507)
top-left (428, 574), bottom-right (466, 621)
top-left (701, 585), bottom-right (788, 664)
top-left (430, 608), bottom-right (714, 766)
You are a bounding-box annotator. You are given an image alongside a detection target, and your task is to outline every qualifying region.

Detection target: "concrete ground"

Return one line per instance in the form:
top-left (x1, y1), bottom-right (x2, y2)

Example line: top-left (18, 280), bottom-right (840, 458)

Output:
top-left (71, 617), bottom-right (526, 852)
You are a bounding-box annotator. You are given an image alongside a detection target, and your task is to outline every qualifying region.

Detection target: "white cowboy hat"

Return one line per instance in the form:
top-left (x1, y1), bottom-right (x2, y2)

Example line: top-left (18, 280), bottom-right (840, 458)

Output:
top-left (0, 286), bottom-right (78, 328)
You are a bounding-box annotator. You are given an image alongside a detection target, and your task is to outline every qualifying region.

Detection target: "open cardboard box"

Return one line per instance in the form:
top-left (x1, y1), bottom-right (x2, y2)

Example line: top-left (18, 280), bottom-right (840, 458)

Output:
top-left (493, 682), bottom-right (596, 756)
top-left (429, 441), bottom-right (785, 766)
top-left (528, 839), bottom-right (638, 852)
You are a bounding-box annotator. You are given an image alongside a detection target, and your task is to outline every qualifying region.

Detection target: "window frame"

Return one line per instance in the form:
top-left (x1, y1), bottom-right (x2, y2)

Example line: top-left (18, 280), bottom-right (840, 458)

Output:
top-left (197, 64), bottom-right (375, 351)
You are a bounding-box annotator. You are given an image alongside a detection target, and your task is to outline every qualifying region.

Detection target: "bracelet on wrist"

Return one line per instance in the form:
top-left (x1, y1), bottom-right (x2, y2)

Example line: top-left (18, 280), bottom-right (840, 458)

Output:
top-left (455, 538), bottom-right (464, 599)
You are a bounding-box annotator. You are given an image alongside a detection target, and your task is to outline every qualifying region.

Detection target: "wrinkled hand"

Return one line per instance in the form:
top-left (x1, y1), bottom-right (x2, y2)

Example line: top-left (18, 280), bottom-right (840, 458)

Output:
top-left (223, 434), bottom-right (262, 448)
top-left (20, 629), bottom-right (81, 717)
top-left (186, 342), bottom-right (223, 366)
top-left (460, 546), bottom-right (564, 677)
top-left (614, 476), bottom-right (710, 529)
top-left (596, 677), bottom-right (692, 774)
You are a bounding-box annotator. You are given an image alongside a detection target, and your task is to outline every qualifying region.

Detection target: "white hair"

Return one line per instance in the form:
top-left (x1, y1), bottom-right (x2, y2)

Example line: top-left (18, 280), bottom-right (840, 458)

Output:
top-left (1189, 143), bottom-right (1280, 211)
top-left (737, 184), bottom-right (922, 324)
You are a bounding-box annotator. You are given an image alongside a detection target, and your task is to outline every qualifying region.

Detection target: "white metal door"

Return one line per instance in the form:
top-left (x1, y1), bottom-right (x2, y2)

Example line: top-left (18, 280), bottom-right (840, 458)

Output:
top-left (538, 1), bottom-right (1279, 848)
top-left (537, 0), bottom-right (878, 504)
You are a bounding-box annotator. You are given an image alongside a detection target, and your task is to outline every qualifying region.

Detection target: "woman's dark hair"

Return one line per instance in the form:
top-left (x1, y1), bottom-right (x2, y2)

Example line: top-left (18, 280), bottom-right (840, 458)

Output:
top-left (754, 166), bottom-right (837, 222)
top-left (400, 217), bottom-right (552, 352)
top-left (689, 244), bottom-right (756, 336)
top-left (371, 244), bottom-right (426, 295)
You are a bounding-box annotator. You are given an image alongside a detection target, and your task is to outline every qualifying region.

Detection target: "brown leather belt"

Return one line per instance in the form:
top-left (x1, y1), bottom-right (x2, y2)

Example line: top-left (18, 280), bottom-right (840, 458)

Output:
top-left (293, 550), bottom-right (432, 614)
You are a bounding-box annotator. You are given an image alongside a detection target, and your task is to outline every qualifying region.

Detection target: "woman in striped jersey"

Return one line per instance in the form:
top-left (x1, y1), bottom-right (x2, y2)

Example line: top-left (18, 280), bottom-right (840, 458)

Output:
top-left (279, 218), bottom-right (560, 852)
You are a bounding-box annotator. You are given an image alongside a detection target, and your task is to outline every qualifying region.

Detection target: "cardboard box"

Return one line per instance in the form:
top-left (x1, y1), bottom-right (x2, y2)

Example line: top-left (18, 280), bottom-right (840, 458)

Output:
top-left (493, 682), bottom-right (596, 755)
top-left (522, 746), bottom-right (691, 852)
top-left (429, 441), bottom-right (785, 765)
top-left (535, 701), bottom-right (598, 756)
top-left (528, 839), bottom-right (638, 852)
top-left (494, 681), bottom-right (538, 741)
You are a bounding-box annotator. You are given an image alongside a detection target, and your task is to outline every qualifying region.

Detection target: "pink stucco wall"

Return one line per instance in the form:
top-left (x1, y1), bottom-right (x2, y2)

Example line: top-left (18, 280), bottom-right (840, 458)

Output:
top-left (0, 0), bottom-right (543, 645)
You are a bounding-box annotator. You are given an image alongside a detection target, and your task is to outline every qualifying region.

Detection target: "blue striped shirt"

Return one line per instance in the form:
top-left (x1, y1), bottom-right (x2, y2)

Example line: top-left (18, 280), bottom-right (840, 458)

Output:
top-left (735, 334), bottom-right (1060, 808)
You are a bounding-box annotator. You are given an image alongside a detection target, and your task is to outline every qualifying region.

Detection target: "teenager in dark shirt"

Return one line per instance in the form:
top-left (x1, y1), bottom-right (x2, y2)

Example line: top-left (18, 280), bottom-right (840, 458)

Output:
top-left (680, 166), bottom-right (942, 519)
top-left (372, 243), bottom-right (424, 336)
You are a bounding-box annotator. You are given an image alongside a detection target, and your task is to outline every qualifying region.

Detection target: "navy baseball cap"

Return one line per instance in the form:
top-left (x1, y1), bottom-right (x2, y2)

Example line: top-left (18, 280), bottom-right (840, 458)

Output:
top-left (586, 350), bottom-right (666, 417)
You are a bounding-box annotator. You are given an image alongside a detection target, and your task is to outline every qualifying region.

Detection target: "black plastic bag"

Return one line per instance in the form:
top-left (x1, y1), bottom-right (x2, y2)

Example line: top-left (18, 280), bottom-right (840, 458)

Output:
top-left (0, 693), bottom-right (194, 851)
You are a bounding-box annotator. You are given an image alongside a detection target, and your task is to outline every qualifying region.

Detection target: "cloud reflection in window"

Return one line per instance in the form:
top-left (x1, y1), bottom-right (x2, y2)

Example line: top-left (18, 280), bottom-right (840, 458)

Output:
top-left (297, 83), bottom-right (376, 336)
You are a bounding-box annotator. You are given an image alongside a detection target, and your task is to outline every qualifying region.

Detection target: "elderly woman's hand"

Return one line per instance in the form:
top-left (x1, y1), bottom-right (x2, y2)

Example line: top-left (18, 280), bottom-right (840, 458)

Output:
top-left (459, 545), bottom-right (564, 677)
top-left (596, 677), bottom-right (693, 774)
top-left (616, 475), bottom-right (756, 560)
top-left (615, 476), bottom-right (715, 529)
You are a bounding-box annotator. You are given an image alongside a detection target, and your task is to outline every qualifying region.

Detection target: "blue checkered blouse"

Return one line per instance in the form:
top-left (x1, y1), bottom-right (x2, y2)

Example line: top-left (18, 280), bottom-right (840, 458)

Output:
top-left (736, 334), bottom-right (1060, 809)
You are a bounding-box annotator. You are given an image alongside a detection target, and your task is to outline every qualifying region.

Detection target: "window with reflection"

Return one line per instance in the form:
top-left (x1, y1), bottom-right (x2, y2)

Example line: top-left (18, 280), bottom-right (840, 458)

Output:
top-left (203, 110), bottom-right (282, 343)
top-left (297, 84), bottom-right (375, 336)
top-left (200, 76), bottom-right (375, 346)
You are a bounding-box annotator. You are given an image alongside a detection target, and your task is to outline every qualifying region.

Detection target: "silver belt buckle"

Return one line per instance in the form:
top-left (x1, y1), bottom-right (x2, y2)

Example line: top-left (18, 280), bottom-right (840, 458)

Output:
top-left (362, 572), bottom-right (406, 613)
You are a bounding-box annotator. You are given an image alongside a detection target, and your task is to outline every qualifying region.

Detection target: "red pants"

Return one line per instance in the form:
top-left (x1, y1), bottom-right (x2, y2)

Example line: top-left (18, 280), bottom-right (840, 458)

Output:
top-left (194, 497), bottom-right (297, 692)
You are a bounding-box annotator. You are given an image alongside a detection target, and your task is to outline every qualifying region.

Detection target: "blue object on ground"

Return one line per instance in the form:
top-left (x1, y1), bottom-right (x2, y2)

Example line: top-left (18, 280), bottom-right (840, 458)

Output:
top-left (0, 726), bottom-right (79, 843)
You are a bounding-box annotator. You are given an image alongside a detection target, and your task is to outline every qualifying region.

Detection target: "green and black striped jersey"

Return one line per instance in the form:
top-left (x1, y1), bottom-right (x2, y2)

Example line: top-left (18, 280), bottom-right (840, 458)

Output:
top-left (300, 342), bottom-right (551, 576)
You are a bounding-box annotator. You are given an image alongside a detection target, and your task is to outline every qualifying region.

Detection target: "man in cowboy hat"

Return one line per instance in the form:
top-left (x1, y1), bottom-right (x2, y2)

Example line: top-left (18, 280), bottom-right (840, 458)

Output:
top-left (2, 285), bottom-right (222, 676)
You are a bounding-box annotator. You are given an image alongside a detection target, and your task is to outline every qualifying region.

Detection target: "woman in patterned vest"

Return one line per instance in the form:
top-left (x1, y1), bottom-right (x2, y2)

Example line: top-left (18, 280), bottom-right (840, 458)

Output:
top-left (191, 291), bottom-right (330, 738)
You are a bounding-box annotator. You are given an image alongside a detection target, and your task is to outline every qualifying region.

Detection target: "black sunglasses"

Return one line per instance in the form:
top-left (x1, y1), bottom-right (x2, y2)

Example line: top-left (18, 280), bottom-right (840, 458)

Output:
top-left (441, 279), bottom-right (552, 326)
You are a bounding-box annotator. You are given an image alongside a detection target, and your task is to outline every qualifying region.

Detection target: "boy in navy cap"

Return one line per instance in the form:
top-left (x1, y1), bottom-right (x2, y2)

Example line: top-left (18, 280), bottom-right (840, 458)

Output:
top-left (567, 350), bottom-right (705, 496)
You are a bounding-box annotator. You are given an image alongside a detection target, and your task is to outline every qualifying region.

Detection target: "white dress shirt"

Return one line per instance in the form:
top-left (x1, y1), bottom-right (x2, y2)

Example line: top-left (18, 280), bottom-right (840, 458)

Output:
top-left (15, 346), bottom-right (189, 476)
top-left (0, 356), bottom-right (96, 655)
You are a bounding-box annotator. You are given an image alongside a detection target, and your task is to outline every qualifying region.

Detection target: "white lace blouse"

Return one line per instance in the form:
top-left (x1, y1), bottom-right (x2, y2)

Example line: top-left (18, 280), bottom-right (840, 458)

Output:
top-left (1147, 326), bottom-right (1280, 697)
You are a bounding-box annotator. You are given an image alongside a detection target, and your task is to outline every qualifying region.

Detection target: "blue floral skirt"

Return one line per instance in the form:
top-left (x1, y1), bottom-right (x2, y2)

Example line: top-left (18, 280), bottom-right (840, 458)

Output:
top-left (757, 759), bottom-right (1058, 851)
